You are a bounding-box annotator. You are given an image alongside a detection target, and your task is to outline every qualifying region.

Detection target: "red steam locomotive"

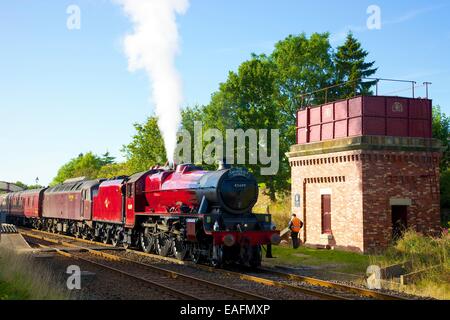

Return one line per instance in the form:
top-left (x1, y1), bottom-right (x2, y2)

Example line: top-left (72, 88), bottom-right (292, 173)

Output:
top-left (0, 164), bottom-right (280, 267)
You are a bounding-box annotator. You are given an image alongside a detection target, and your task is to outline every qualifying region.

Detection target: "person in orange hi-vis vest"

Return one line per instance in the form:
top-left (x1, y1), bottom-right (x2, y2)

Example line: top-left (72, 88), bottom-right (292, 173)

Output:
top-left (288, 214), bottom-right (303, 249)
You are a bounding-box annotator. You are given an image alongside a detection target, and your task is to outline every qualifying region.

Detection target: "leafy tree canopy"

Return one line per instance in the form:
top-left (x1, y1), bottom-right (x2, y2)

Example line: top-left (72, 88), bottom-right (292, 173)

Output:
top-left (122, 116), bottom-right (166, 173)
top-left (12, 181), bottom-right (44, 190)
top-left (432, 106), bottom-right (450, 171)
top-left (181, 32), bottom-right (377, 199)
top-left (334, 32), bottom-right (377, 98)
top-left (51, 152), bottom-right (115, 185)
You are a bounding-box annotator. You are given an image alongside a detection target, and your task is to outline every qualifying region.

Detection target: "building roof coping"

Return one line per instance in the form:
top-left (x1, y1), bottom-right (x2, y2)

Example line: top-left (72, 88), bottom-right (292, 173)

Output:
top-left (287, 136), bottom-right (445, 158)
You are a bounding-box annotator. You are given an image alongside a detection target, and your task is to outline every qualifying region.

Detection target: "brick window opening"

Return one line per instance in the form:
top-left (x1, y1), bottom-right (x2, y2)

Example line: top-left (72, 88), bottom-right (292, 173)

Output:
top-left (321, 194), bottom-right (332, 234)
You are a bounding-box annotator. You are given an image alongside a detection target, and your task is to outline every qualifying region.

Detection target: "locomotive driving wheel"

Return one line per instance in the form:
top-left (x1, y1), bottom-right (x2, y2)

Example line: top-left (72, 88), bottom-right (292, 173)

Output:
top-left (81, 227), bottom-right (91, 240)
top-left (173, 238), bottom-right (188, 261)
top-left (111, 229), bottom-right (123, 247)
top-left (140, 228), bottom-right (156, 253)
top-left (190, 243), bottom-right (202, 264)
top-left (102, 229), bottom-right (110, 244)
top-left (156, 233), bottom-right (172, 257)
top-left (74, 226), bottom-right (81, 239)
top-left (211, 245), bottom-right (224, 268)
top-left (249, 246), bottom-right (262, 269)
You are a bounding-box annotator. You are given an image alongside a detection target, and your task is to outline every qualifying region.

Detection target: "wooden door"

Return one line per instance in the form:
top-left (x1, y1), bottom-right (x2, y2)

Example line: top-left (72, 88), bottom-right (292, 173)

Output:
top-left (321, 195), bottom-right (332, 234)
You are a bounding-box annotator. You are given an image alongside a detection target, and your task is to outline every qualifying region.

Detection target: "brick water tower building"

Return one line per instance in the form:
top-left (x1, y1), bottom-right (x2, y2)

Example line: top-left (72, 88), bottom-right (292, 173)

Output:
top-left (287, 94), bottom-right (444, 253)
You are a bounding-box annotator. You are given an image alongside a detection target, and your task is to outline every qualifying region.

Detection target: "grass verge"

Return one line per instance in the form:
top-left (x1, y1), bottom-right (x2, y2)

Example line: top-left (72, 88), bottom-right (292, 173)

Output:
top-left (369, 230), bottom-right (450, 300)
top-left (264, 245), bottom-right (370, 275)
top-left (0, 248), bottom-right (69, 300)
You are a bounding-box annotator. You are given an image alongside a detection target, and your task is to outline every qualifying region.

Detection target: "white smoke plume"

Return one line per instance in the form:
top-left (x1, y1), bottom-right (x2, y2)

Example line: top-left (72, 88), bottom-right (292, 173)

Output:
top-left (116, 0), bottom-right (189, 164)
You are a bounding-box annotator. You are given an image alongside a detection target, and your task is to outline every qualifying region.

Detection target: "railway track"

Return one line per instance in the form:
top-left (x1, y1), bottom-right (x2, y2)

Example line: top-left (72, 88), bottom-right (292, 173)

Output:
top-left (256, 268), bottom-right (407, 300)
top-left (22, 229), bottom-right (270, 301)
top-left (19, 227), bottom-right (408, 300)
top-left (208, 267), bottom-right (407, 300)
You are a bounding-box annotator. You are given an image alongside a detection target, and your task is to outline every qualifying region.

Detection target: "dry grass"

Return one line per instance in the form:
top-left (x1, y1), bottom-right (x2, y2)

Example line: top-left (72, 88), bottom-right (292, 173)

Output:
top-left (254, 188), bottom-right (291, 230)
top-left (370, 230), bottom-right (450, 300)
top-left (0, 248), bottom-right (69, 300)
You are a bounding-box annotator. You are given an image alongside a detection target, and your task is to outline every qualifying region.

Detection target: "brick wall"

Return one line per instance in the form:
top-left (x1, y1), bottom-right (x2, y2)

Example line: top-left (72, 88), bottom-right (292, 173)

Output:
top-left (290, 150), bottom-right (365, 252)
top-left (361, 151), bottom-right (441, 252)
top-left (289, 139), bottom-right (442, 254)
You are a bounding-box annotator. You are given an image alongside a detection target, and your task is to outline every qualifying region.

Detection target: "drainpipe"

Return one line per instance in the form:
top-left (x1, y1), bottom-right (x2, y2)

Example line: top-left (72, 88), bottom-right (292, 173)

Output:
top-left (303, 178), bottom-right (307, 243)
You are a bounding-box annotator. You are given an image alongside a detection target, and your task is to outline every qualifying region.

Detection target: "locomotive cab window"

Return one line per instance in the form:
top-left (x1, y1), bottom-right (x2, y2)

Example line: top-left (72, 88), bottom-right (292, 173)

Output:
top-left (126, 184), bottom-right (133, 197)
top-left (92, 187), bottom-right (99, 199)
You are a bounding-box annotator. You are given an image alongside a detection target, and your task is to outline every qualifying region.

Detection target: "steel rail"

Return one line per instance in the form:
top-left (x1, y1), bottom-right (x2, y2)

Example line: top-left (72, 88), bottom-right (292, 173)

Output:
top-left (194, 265), bottom-right (350, 300)
top-left (22, 231), bottom-right (269, 301)
top-left (19, 227), bottom-right (186, 264)
top-left (34, 242), bottom-right (198, 300)
top-left (20, 227), bottom-right (407, 300)
top-left (258, 268), bottom-right (408, 300)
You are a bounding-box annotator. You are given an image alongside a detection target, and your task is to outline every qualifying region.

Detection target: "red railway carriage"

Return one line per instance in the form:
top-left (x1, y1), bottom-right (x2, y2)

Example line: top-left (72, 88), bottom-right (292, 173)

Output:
top-left (7, 192), bottom-right (24, 216)
top-left (93, 179), bottom-right (126, 224)
top-left (43, 179), bottom-right (101, 222)
top-left (0, 193), bottom-right (9, 216)
top-left (0, 189), bottom-right (46, 227)
top-left (22, 189), bottom-right (46, 218)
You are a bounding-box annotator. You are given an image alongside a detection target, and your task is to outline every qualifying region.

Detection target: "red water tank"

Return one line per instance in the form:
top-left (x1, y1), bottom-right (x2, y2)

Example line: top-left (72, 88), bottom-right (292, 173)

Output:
top-left (296, 96), bottom-right (432, 144)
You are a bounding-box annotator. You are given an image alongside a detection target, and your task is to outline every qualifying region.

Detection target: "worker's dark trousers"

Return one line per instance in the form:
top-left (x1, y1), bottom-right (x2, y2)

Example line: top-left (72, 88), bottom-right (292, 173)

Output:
top-left (291, 232), bottom-right (300, 249)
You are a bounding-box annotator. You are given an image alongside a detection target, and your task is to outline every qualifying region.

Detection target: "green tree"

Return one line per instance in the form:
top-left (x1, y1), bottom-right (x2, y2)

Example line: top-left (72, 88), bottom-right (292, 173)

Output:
top-left (14, 181), bottom-right (28, 190)
top-left (270, 33), bottom-right (339, 169)
top-left (180, 32), bottom-right (377, 199)
top-left (272, 33), bottom-right (335, 112)
top-left (432, 106), bottom-right (450, 171)
top-left (11, 182), bottom-right (44, 190)
top-left (100, 152), bottom-right (115, 166)
top-left (192, 55), bottom-right (289, 199)
top-left (178, 105), bottom-right (206, 164)
top-left (334, 32), bottom-right (377, 99)
top-left (51, 152), bottom-right (106, 185)
top-left (122, 116), bottom-right (166, 172)
top-left (97, 162), bottom-right (133, 179)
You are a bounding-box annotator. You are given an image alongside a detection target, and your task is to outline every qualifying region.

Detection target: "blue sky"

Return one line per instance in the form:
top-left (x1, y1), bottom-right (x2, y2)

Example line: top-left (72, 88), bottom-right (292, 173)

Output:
top-left (1, 0), bottom-right (449, 185)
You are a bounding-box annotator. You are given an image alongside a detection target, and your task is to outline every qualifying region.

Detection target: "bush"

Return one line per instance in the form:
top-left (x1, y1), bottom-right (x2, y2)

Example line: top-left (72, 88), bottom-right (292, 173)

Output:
top-left (370, 230), bottom-right (450, 300)
top-left (254, 188), bottom-right (291, 230)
